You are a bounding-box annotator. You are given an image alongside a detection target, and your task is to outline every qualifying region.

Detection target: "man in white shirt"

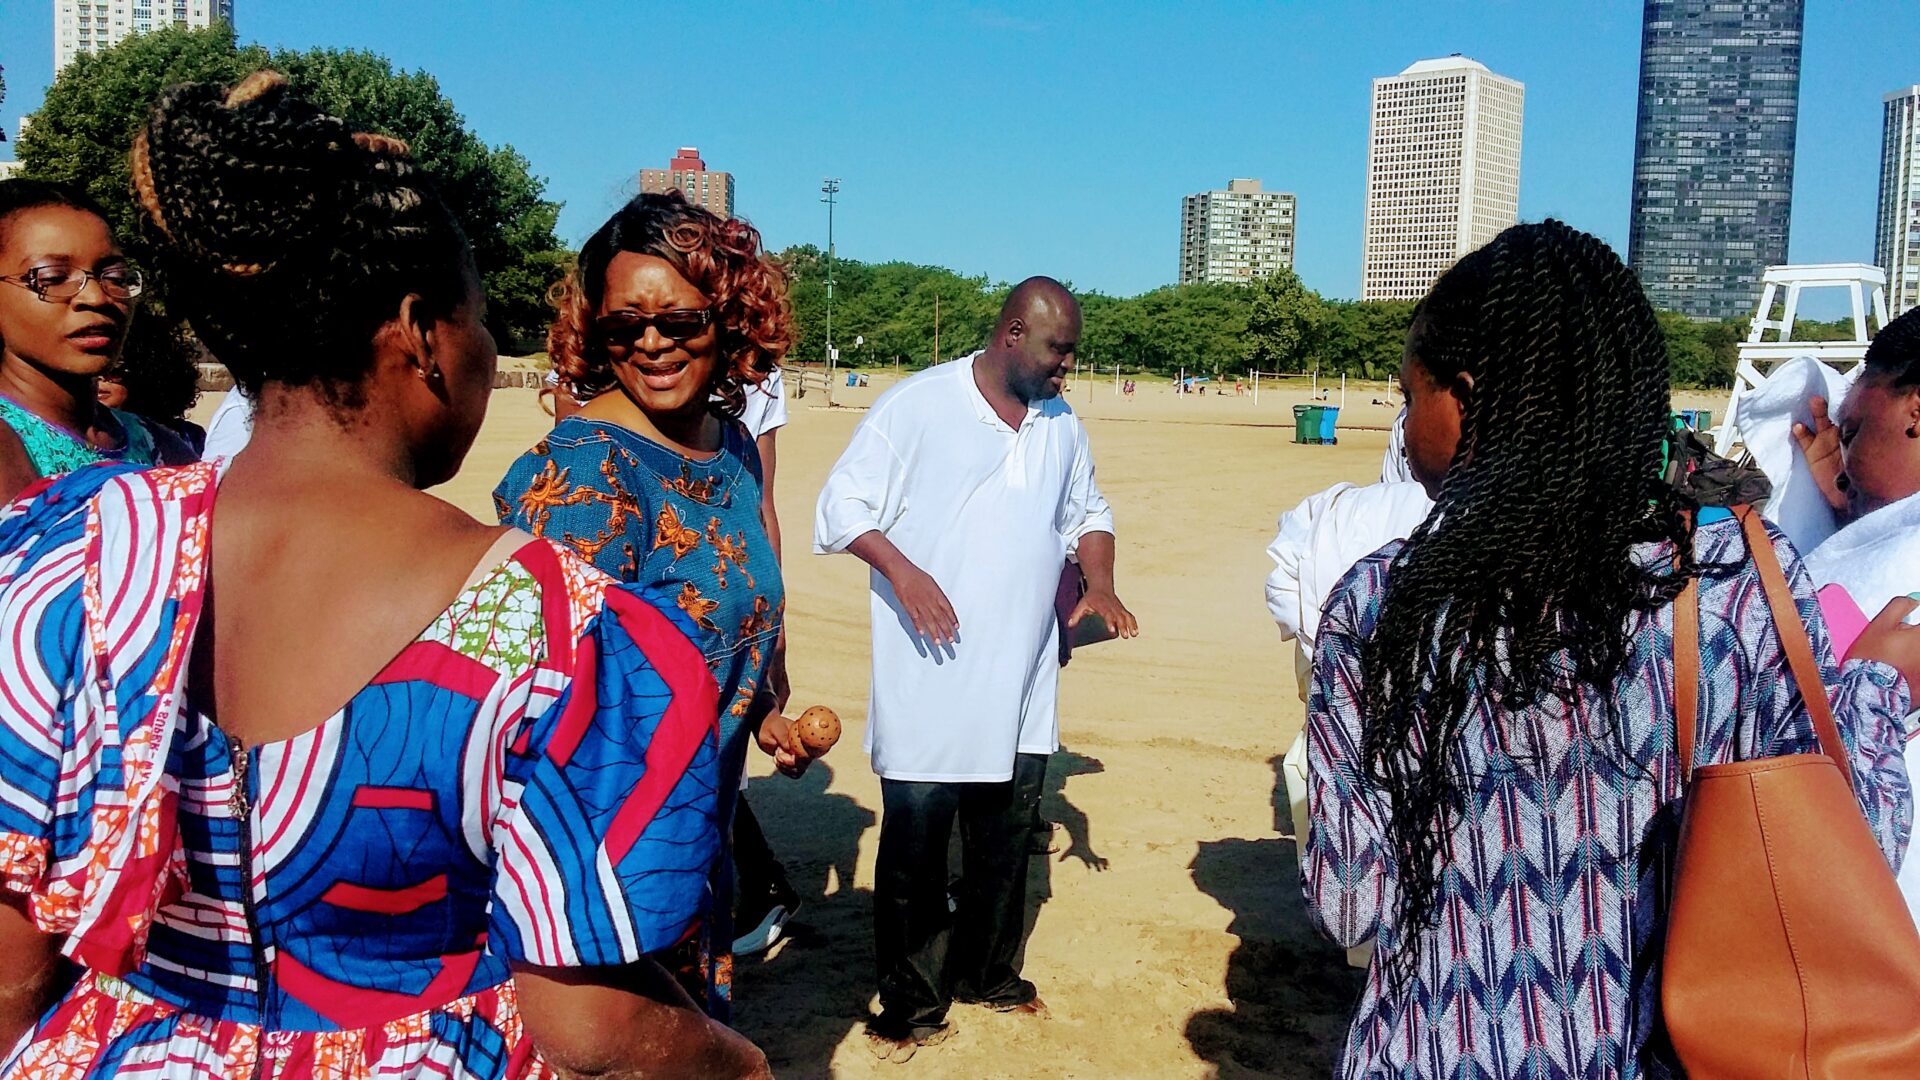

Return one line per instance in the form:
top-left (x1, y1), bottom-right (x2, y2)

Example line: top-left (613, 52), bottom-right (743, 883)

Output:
top-left (815, 278), bottom-right (1135, 1056)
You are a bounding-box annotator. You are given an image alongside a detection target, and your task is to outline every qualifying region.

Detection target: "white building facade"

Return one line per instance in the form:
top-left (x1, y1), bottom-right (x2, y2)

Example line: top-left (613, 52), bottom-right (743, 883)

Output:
top-left (1178, 179), bottom-right (1297, 285)
top-left (54, 0), bottom-right (233, 73)
top-left (1878, 86), bottom-right (1920, 317)
top-left (1362, 56), bottom-right (1524, 302)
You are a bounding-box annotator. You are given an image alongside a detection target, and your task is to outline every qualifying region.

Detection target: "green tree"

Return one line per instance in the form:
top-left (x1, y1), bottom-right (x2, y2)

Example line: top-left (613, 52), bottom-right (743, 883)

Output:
top-left (1245, 268), bottom-right (1323, 371)
top-left (16, 25), bottom-right (568, 352)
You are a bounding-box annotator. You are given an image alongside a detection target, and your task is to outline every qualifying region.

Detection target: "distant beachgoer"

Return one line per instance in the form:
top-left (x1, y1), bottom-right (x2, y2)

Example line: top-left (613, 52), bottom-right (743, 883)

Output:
top-left (0, 71), bottom-right (766, 1080)
top-left (1123, 378), bottom-right (1135, 400)
top-left (1303, 220), bottom-right (1917, 1079)
top-left (494, 190), bottom-right (797, 1021)
top-left (815, 277), bottom-right (1136, 1062)
top-left (0, 179), bottom-right (194, 499)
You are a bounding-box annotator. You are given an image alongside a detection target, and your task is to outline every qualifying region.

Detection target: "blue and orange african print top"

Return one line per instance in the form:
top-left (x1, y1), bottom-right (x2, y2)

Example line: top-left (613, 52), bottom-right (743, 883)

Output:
top-left (493, 417), bottom-right (783, 803)
top-left (1303, 514), bottom-right (1913, 1080)
top-left (0, 462), bottom-right (723, 1080)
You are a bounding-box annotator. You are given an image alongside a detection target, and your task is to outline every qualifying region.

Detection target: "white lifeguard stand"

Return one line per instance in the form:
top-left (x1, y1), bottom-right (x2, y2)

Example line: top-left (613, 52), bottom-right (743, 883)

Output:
top-left (1711, 263), bottom-right (1890, 459)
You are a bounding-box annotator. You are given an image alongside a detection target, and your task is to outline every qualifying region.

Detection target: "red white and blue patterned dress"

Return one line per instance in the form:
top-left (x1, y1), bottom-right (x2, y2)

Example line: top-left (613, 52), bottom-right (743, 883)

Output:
top-left (0, 462), bottom-right (723, 1079)
top-left (1303, 514), bottom-right (1913, 1080)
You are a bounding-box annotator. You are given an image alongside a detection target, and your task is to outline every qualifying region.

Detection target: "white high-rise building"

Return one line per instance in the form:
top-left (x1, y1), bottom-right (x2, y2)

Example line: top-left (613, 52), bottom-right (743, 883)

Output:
top-left (1362, 56), bottom-right (1525, 302)
top-left (54, 0), bottom-right (234, 73)
top-left (1878, 86), bottom-right (1920, 317)
top-left (1178, 179), bottom-right (1297, 285)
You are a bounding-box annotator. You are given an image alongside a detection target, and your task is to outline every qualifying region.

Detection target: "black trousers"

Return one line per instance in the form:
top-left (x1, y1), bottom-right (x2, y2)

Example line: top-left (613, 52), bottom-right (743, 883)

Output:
top-left (872, 752), bottom-right (1047, 1035)
top-left (733, 795), bottom-right (785, 907)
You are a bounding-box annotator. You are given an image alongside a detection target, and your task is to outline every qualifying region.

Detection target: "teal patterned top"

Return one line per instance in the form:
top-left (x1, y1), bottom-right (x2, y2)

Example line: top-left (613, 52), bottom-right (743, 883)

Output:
top-left (0, 395), bottom-right (162, 478)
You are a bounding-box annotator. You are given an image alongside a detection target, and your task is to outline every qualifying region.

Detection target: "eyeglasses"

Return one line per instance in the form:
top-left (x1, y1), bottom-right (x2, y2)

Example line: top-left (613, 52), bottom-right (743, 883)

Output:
top-left (593, 307), bottom-right (714, 347)
top-left (0, 265), bottom-right (145, 302)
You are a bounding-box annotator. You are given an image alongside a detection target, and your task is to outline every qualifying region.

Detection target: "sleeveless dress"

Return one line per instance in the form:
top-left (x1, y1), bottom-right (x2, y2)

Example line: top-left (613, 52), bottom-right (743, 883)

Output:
top-left (0, 394), bottom-right (165, 475)
top-left (493, 416), bottom-right (783, 1019)
top-left (0, 462), bottom-right (725, 1079)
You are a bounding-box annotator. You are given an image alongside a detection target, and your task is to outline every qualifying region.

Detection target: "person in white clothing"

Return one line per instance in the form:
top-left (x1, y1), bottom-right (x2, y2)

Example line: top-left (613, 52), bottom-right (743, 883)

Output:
top-left (1381, 406), bottom-right (1414, 484)
top-left (200, 385), bottom-right (255, 461)
top-left (1791, 308), bottom-right (1920, 923)
top-left (815, 278), bottom-right (1135, 1058)
top-left (1265, 479), bottom-right (1432, 699)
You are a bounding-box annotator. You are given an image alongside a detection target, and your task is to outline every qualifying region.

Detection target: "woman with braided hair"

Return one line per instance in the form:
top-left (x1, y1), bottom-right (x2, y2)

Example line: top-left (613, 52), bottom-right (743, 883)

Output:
top-left (0, 179), bottom-right (195, 500)
top-left (0, 73), bottom-right (768, 1078)
top-left (1302, 220), bottom-right (1920, 1079)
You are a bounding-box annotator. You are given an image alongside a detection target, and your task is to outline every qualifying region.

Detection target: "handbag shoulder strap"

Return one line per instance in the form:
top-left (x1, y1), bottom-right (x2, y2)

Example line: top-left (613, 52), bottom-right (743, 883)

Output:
top-left (1736, 505), bottom-right (1854, 789)
top-left (1674, 572), bottom-right (1701, 782)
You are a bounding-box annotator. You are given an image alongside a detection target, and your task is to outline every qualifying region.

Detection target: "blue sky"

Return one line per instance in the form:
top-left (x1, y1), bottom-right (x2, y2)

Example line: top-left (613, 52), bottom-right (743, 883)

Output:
top-left (2, 1), bottom-right (1915, 303)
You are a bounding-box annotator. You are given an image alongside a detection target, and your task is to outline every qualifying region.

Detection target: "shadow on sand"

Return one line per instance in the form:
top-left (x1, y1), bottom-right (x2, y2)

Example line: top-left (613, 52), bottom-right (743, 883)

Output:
top-left (1184, 754), bottom-right (1364, 1077)
top-left (730, 746), bottom-right (1109, 1073)
top-left (729, 759), bottom-right (877, 1076)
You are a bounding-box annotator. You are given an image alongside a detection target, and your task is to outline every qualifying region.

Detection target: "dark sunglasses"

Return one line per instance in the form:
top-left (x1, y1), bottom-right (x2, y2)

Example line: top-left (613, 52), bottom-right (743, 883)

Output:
top-left (593, 307), bottom-right (714, 346)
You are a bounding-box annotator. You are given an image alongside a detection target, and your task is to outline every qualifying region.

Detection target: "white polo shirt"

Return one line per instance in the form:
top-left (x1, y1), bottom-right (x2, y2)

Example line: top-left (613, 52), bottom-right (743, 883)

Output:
top-left (813, 355), bottom-right (1114, 782)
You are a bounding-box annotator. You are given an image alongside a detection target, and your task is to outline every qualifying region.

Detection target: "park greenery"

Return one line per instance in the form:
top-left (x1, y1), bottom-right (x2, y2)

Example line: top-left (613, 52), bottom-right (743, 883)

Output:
top-left (780, 250), bottom-right (1834, 389)
top-left (13, 24), bottom-right (568, 353)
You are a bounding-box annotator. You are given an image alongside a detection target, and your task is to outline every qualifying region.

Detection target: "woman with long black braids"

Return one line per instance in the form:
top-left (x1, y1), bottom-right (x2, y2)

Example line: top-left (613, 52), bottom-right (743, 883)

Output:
top-left (1301, 220), bottom-right (1920, 1079)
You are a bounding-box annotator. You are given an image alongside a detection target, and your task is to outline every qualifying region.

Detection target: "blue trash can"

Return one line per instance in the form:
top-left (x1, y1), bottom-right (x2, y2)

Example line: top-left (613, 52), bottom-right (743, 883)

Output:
top-left (1318, 406), bottom-right (1340, 445)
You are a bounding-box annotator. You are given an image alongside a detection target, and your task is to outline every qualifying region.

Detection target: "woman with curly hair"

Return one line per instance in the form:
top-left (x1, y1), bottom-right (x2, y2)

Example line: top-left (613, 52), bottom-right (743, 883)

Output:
top-left (493, 191), bottom-right (795, 1020)
top-left (1302, 220), bottom-right (1920, 1078)
top-left (0, 74), bottom-right (768, 1078)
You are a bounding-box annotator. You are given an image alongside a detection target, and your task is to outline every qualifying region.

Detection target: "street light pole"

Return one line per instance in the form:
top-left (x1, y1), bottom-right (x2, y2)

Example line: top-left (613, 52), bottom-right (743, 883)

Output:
top-left (822, 177), bottom-right (840, 405)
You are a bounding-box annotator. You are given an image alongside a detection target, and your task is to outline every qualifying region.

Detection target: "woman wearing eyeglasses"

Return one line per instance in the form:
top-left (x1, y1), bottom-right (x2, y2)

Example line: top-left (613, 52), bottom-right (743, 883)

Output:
top-left (0, 179), bottom-right (194, 500)
top-left (493, 191), bottom-right (796, 1021)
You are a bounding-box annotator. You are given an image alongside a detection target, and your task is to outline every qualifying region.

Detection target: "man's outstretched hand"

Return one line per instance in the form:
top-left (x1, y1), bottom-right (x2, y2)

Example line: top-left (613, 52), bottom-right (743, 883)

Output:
top-left (1068, 588), bottom-right (1139, 641)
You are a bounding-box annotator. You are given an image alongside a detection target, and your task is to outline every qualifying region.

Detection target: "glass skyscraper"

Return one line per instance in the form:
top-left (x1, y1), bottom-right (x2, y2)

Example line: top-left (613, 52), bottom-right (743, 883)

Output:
top-left (1627, 0), bottom-right (1804, 321)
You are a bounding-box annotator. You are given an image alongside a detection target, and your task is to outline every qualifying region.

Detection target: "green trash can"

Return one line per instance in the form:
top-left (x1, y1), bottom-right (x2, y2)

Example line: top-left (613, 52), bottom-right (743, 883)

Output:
top-left (1694, 409), bottom-right (1711, 431)
top-left (1293, 404), bottom-right (1313, 445)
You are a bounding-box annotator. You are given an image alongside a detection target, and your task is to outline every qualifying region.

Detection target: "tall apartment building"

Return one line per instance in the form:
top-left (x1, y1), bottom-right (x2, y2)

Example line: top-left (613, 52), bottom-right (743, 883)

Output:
top-left (1178, 179), bottom-right (1297, 285)
top-left (1627, 0), bottom-right (1804, 320)
top-left (1878, 86), bottom-right (1920, 317)
top-left (639, 148), bottom-right (735, 219)
top-left (1361, 56), bottom-right (1525, 302)
top-left (54, 0), bottom-right (234, 73)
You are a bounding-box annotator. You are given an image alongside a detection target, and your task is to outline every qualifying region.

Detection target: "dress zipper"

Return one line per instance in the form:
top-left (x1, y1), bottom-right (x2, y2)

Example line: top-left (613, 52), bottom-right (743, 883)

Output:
top-left (226, 731), bottom-right (270, 1071)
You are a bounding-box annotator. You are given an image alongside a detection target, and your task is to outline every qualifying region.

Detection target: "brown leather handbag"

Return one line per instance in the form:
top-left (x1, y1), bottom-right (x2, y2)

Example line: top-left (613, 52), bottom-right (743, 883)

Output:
top-left (1663, 506), bottom-right (1920, 1077)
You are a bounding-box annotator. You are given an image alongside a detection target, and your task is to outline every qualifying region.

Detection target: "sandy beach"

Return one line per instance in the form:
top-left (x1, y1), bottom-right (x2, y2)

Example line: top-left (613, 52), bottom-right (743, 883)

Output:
top-left (201, 369), bottom-right (1721, 1079)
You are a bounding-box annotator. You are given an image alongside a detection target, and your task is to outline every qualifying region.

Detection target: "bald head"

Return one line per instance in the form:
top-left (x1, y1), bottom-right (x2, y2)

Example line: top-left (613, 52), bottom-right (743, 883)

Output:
top-left (983, 276), bottom-right (1081, 404)
top-left (995, 276), bottom-right (1079, 336)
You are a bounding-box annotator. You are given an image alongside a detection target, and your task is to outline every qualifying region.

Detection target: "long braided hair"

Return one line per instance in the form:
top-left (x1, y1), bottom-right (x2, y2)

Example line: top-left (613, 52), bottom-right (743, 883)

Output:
top-left (1360, 220), bottom-right (1696, 985)
top-left (130, 71), bottom-right (472, 405)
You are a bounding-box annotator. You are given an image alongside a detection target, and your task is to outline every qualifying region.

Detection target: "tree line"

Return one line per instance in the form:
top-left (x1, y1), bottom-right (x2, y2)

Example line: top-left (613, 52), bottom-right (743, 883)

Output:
top-left (12, 25), bottom-right (1847, 390)
top-left (784, 251), bottom-right (1821, 389)
top-left (12, 25), bottom-right (568, 359)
